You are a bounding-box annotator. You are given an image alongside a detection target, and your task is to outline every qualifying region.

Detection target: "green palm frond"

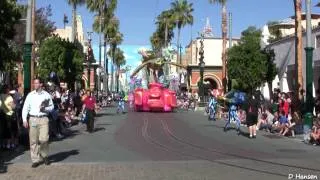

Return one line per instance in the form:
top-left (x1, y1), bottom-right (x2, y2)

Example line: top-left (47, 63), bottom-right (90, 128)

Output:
top-left (170, 0), bottom-right (194, 28)
top-left (67, 0), bottom-right (86, 7)
top-left (208, 0), bottom-right (227, 5)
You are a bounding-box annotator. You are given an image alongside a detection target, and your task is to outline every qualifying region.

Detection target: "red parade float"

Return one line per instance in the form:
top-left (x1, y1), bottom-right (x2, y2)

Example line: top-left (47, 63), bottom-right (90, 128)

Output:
top-left (134, 82), bottom-right (177, 112)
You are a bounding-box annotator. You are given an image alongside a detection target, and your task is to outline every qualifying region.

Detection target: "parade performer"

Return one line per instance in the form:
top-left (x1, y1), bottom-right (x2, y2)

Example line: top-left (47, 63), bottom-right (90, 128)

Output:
top-left (117, 96), bottom-right (125, 114)
top-left (208, 92), bottom-right (217, 121)
top-left (223, 91), bottom-right (246, 134)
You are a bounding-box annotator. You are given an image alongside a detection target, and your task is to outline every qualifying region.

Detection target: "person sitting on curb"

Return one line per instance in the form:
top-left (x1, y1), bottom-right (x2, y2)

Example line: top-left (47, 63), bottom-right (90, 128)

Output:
top-left (310, 119), bottom-right (320, 145)
top-left (281, 113), bottom-right (297, 137)
top-left (278, 111), bottom-right (289, 135)
top-left (257, 108), bottom-right (274, 132)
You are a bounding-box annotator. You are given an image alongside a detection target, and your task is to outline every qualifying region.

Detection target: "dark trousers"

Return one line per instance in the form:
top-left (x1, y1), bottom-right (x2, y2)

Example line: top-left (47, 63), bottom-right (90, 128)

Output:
top-left (86, 109), bottom-right (95, 132)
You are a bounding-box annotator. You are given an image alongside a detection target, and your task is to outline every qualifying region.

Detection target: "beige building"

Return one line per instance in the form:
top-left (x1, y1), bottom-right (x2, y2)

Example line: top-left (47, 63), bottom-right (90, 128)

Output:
top-left (54, 15), bottom-right (87, 53)
top-left (270, 13), bottom-right (320, 38)
top-left (180, 17), bottom-right (239, 92)
top-left (182, 37), bottom-right (239, 92)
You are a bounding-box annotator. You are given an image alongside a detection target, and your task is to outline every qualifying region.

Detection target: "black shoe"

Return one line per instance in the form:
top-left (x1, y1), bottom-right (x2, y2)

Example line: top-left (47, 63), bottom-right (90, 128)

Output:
top-left (43, 157), bottom-right (50, 165)
top-left (253, 135), bottom-right (256, 138)
top-left (31, 162), bottom-right (40, 168)
top-left (223, 127), bottom-right (227, 132)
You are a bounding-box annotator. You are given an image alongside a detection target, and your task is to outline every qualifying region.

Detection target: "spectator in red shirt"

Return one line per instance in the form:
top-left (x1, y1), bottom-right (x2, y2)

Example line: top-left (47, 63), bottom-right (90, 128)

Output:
top-left (82, 90), bottom-right (97, 133)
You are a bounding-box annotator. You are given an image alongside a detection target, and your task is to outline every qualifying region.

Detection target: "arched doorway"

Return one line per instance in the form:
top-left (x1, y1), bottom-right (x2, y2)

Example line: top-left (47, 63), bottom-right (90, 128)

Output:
top-left (82, 74), bottom-right (88, 89)
top-left (204, 77), bottom-right (218, 90)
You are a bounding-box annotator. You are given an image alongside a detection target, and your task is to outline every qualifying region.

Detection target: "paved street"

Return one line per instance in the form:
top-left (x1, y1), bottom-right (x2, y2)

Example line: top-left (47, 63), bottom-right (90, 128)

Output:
top-left (1, 107), bottom-right (320, 180)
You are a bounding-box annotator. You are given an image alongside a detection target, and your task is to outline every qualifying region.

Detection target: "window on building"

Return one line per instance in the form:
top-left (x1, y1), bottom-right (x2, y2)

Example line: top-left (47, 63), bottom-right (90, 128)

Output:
top-left (316, 35), bottom-right (320, 48)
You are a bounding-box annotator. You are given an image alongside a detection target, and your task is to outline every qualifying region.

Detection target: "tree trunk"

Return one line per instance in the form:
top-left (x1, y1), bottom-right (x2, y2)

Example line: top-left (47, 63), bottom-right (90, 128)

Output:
top-left (177, 27), bottom-right (181, 65)
top-left (221, 4), bottom-right (227, 92)
top-left (104, 40), bottom-right (109, 93)
top-left (71, 4), bottom-right (76, 42)
top-left (294, 0), bottom-right (303, 100)
top-left (268, 81), bottom-right (273, 102)
top-left (116, 65), bottom-right (120, 93)
top-left (111, 45), bottom-right (115, 92)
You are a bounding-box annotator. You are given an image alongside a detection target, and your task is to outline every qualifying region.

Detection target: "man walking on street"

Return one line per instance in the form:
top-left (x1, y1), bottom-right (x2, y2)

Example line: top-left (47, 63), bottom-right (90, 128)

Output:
top-left (22, 78), bottom-right (54, 168)
top-left (82, 89), bottom-right (97, 133)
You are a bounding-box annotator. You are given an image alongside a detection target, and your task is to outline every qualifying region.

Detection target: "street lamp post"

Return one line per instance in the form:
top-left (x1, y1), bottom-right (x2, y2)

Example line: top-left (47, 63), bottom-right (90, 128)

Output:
top-left (87, 31), bottom-right (93, 89)
top-left (304, 0), bottom-right (314, 140)
top-left (198, 33), bottom-right (205, 104)
top-left (23, 0), bottom-right (33, 96)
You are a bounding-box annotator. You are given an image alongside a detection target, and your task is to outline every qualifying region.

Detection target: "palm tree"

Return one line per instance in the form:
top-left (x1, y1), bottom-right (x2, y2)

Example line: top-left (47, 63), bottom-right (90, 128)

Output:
top-left (156, 9), bottom-right (176, 48)
top-left (108, 47), bottom-right (125, 92)
top-left (294, 0), bottom-right (303, 100)
top-left (113, 48), bottom-right (126, 92)
top-left (209, 0), bottom-right (227, 91)
top-left (104, 16), bottom-right (119, 92)
top-left (109, 31), bottom-right (123, 92)
top-left (67, 0), bottom-right (86, 42)
top-left (88, 0), bottom-right (118, 92)
top-left (170, 0), bottom-right (193, 65)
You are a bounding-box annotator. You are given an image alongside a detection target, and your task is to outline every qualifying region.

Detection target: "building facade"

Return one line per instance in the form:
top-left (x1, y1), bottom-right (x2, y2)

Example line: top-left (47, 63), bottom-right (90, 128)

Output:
top-left (264, 13), bottom-right (320, 96)
top-left (54, 15), bottom-right (86, 51)
top-left (183, 36), bottom-right (239, 92)
top-left (267, 26), bottom-right (320, 95)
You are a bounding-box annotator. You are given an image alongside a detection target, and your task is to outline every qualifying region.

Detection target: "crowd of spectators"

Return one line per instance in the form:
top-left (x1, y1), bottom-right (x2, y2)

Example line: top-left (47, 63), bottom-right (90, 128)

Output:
top-left (233, 88), bottom-right (320, 145)
top-left (0, 82), bottom-right (101, 151)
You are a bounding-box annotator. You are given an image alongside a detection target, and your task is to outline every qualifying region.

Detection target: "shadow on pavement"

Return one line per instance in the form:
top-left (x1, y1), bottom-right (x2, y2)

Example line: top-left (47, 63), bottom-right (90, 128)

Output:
top-left (203, 124), bottom-right (224, 129)
top-left (50, 129), bottom-right (82, 142)
top-left (0, 146), bottom-right (26, 174)
top-left (238, 131), bottom-right (251, 138)
top-left (49, 149), bottom-right (79, 163)
top-left (93, 127), bottom-right (106, 132)
top-left (95, 113), bottom-right (117, 117)
top-left (96, 123), bottom-right (112, 126)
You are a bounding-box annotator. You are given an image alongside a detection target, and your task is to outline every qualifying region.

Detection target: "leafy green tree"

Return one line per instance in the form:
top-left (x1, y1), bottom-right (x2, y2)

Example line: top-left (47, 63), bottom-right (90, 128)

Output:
top-left (171, 0), bottom-right (193, 64)
top-left (227, 27), bottom-right (276, 93)
top-left (38, 36), bottom-right (84, 89)
top-left (11, 5), bottom-right (56, 71)
top-left (263, 48), bottom-right (277, 98)
top-left (0, 0), bottom-right (21, 70)
top-left (35, 6), bottom-right (57, 45)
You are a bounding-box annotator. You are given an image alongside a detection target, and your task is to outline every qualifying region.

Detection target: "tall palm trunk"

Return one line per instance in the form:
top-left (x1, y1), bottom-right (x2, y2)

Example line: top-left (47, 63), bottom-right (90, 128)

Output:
top-left (71, 4), bottom-right (76, 42)
top-left (116, 64), bottom-right (120, 92)
top-left (221, 3), bottom-right (227, 92)
top-left (111, 45), bottom-right (116, 92)
top-left (294, 0), bottom-right (303, 100)
top-left (104, 40), bottom-right (109, 93)
top-left (177, 27), bottom-right (181, 65)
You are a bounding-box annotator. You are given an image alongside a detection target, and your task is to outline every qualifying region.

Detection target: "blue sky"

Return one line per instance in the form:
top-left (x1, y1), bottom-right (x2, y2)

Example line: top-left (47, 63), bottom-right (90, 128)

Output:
top-left (33, 0), bottom-right (320, 74)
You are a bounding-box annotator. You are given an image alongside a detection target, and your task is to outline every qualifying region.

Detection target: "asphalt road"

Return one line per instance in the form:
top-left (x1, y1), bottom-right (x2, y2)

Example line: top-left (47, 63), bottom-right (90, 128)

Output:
top-left (1, 107), bottom-right (320, 180)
